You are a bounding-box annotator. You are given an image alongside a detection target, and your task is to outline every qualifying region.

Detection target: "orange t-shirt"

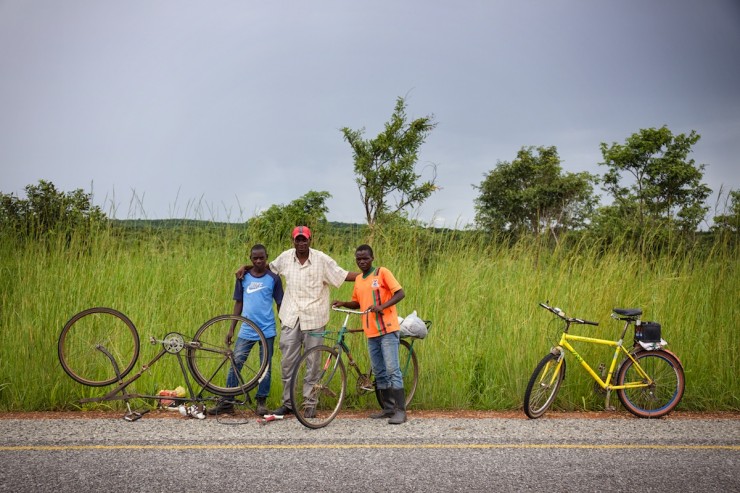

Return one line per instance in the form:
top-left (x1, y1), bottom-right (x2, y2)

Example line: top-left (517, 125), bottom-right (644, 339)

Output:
top-left (352, 267), bottom-right (403, 338)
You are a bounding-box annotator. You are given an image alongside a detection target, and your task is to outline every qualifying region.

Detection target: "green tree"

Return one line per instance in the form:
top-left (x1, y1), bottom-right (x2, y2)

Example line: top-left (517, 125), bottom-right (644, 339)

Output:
top-left (245, 190), bottom-right (331, 244)
top-left (598, 126), bottom-right (711, 235)
top-left (0, 180), bottom-right (106, 238)
top-left (474, 146), bottom-right (598, 240)
top-left (712, 189), bottom-right (740, 234)
top-left (341, 96), bottom-right (438, 229)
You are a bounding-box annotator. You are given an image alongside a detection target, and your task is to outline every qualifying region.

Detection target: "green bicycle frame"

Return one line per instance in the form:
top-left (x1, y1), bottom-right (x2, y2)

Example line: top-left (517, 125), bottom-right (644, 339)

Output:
top-left (317, 311), bottom-right (419, 391)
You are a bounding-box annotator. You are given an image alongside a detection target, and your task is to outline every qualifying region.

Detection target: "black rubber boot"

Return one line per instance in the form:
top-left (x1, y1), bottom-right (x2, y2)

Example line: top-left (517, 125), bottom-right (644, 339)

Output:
top-left (369, 388), bottom-right (395, 419)
top-left (387, 388), bottom-right (407, 424)
top-left (207, 398), bottom-right (234, 415)
top-left (255, 397), bottom-right (268, 416)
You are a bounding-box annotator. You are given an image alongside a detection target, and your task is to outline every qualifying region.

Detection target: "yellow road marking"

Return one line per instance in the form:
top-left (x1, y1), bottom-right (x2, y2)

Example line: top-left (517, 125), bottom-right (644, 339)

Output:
top-left (1, 443), bottom-right (738, 452)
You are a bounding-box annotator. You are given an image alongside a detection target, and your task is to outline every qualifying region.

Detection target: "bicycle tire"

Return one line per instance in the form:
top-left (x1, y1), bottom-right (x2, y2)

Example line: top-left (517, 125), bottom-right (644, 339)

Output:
top-left (616, 349), bottom-right (685, 418)
top-left (187, 314), bottom-right (268, 396)
top-left (374, 338), bottom-right (419, 408)
top-left (523, 352), bottom-right (566, 419)
top-left (290, 345), bottom-right (347, 429)
top-left (58, 307), bottom-right (140, 387)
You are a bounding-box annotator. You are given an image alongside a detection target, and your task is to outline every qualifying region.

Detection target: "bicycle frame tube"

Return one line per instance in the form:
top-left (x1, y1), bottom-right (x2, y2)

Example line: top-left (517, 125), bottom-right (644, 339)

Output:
top-left (80, 339), bottom-right (236, 404)
top-left (557, 332), bottom-right (651, 390)
top-left (79, 347), bottom-right (169, 403)
top-left (335, 326), bottom-right (368, 381)
top-left (400, 339), bottom-right (415, 375)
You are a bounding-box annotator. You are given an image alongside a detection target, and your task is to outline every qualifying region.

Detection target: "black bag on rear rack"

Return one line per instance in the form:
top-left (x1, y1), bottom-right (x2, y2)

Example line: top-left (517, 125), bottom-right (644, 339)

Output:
top-left (636, 321), bottom-right (661, 343)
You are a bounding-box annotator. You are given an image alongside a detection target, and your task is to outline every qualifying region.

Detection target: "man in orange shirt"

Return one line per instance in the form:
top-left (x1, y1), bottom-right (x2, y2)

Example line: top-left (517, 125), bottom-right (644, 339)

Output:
top-left (333, 244), bottom-right (407, 424)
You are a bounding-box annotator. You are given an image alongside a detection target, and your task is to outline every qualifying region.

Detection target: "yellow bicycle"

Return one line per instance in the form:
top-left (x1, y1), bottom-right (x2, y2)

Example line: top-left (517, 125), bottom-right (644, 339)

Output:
top-left (524, 302), bottom-right (685, 419)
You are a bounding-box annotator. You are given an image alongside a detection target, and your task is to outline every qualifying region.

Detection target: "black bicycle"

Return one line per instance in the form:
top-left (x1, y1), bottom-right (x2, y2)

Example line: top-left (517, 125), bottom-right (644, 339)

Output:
top-left (58, 307), bottom-right (268, 420)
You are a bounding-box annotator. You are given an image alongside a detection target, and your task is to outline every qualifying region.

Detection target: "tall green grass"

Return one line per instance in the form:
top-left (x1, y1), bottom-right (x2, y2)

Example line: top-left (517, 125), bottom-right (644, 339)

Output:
top-left (0, 224), bottom-right (737, 412)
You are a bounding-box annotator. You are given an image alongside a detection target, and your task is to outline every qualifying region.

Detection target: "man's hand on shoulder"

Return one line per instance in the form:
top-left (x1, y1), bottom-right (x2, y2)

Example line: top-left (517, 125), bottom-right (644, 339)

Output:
top-left (235, 264), bottom-right (252, 279)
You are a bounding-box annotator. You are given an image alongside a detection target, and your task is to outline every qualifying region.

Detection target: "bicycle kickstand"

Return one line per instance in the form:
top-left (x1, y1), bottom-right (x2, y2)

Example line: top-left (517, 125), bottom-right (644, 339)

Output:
top-left (97, 345), bottom-right (150, 422)
top-left (604, 390), bottom-right (616, 412)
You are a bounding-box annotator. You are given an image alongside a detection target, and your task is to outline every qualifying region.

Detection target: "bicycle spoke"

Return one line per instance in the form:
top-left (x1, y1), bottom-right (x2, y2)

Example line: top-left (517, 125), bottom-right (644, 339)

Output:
top-left (617, 350), bottom-right (684, 417)
top-left (58, 308), bottom-right (140, 387)
top-left (187, 315), bottom-right (268, 397)
top-left (524, 353), bottom-right (565, 419)
top-left (291, 346), bottom-right (346, 429)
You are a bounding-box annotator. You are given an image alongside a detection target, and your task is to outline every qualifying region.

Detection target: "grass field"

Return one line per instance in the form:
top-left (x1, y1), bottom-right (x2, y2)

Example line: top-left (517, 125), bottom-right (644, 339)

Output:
top-left (0, 223), bottom-right (737, 413)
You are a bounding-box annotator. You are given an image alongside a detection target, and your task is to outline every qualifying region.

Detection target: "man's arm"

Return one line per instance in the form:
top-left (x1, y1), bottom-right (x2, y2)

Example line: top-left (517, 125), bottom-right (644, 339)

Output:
top-left (369, 288), bottom-right (405, 314)
top-left (345, 271), bottom-right (359, 282)
top-left (235, 265), bottom-right (251, 280)
top-left (332, 300), bottom-right (361, 309)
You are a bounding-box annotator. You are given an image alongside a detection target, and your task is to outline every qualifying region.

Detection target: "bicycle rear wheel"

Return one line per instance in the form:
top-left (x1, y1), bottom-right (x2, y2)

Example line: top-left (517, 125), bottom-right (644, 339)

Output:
top-left (616, 349), bottom-right (685, 418)
top-left (187, 314), bottom-right (268, 397)
top-left (375, 338), bottom-right (419, 408)
top-left (290, 345), bottom-right (347, 429)
top-left (523, 352), bottom-right (566, 419)
top-left (58, 307), bottom-right (140, 387)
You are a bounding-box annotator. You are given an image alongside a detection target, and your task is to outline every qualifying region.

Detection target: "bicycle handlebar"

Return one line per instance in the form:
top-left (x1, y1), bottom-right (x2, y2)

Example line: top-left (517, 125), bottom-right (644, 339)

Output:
top-left (539, 302), bottom-right (599, 326)
top-left (331, 307), bottom-right (370, 315)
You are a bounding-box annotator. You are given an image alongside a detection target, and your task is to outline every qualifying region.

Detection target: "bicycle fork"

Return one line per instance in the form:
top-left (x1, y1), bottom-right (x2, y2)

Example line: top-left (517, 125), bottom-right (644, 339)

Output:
top-left (95, 344), bottom-right (144, 420)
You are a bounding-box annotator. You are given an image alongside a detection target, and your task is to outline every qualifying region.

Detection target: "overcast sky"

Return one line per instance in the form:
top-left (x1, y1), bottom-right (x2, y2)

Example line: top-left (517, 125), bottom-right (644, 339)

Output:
top-left (1, 1), bottom-right (739, 227)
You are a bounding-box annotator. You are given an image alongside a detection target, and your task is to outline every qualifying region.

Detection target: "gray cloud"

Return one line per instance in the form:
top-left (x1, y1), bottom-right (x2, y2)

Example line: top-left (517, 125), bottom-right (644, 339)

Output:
top-left (1, 0), bottom-right (738, 226)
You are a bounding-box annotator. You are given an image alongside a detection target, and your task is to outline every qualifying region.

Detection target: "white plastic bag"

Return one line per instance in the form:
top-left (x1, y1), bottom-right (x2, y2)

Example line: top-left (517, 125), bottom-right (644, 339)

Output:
top-left (399, 310), bottom-right (428, 339)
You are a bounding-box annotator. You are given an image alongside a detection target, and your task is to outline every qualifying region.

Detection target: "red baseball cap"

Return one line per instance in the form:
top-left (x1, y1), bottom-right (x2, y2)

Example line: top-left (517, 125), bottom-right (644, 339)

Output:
top-left (292, 226), bottom-right (311, 239)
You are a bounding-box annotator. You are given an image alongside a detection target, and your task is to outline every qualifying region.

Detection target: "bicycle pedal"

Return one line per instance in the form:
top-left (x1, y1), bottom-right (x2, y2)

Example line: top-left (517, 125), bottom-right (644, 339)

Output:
top-left (123, 411), bottom-right (147, 422)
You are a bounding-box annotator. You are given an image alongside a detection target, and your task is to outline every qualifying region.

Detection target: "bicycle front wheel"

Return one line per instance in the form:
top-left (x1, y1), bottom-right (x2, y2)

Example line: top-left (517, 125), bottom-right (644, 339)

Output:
top-left (58, 307), bottom-right (140, 387)
top-left (616, 349), bottom-right (685, 418)
top-left (375, 338), bottom-right (419, 408)
top-left (290, 345), bottom-right (347, 429)
top-left (523, 352), bottom-right (566, 419)
top-left (187, 314), bottom-right (268, 396)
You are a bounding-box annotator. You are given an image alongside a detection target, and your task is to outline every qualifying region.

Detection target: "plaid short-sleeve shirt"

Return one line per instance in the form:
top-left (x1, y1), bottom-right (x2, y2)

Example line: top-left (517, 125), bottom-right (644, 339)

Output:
top-left (270, 247), bottom-right (348, 331)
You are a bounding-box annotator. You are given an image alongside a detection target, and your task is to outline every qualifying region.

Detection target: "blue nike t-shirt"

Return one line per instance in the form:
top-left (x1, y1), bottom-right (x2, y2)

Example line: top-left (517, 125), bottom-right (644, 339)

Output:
top-left (233, 270), bottom-right (283, 340)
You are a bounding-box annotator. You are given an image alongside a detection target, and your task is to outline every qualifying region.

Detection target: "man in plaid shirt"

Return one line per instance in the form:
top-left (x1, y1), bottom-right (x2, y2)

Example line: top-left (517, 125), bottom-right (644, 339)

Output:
top-left (239, 226), bottom-right (357, 416)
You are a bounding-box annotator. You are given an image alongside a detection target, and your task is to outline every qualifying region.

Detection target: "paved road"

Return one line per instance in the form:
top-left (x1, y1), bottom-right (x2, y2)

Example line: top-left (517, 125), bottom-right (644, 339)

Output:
top-left (1, 414), bottom-right (738, 492)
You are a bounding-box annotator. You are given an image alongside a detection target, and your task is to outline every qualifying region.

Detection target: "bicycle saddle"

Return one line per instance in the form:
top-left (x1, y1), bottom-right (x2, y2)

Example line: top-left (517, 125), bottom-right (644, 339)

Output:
top-left (612, 308), bottom-right (642, 317)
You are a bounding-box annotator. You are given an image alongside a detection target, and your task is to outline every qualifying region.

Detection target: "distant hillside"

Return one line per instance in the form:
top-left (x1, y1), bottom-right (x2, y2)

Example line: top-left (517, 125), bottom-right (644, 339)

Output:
top-left (111, 218), bottom-right (365, 231)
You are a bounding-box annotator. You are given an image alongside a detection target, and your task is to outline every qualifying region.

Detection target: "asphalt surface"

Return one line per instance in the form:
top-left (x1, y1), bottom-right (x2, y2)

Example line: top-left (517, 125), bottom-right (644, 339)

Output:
top-left (1, 413), bottom-right (738, 492)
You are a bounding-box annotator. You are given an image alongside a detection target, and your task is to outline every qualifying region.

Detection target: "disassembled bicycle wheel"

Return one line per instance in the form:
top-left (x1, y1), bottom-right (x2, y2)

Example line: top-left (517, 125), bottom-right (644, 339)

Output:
top-left (523, 352), bottom-right (566, 419)
top-left (616, 349), bottom-right (685, 418)
top-left (374, 338), bottom-right (419, 408)
top-left (290, 345), bottom-right (347, 429)
top-left (186, 314), bottom-right (268, 396)
top-left (58, 307), bottom-right (140, 387)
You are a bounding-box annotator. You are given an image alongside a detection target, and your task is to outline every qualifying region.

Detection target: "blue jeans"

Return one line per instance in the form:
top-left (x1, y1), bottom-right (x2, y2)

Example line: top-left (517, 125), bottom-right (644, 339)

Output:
top-left (368, 331), bottom-right (402, 389)
top-left (226, 336), bottom-right (274, 399)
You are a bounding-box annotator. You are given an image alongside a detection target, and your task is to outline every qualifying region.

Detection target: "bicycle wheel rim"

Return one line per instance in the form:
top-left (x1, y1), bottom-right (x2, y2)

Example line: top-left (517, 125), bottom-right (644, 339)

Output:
top-left (187, 314), bottom-right (268, 396)
top-left (617, 351), bottom-right (684, 418)
top-left (524, 353), bottom-right (564, 419)
top-left (291, 345), bottom-right (346, 429)
top-left (58, 307), bottom-right (140, 387)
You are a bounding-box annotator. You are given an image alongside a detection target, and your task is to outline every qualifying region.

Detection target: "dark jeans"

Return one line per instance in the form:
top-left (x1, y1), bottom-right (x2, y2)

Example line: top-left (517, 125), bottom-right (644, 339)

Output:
top-left (226, 336), bottom-right (274, 399)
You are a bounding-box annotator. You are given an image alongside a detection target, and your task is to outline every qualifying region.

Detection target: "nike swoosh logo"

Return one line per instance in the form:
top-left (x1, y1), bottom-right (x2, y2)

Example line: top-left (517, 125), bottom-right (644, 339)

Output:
top-left (246, 285), bottom-right (268, 294)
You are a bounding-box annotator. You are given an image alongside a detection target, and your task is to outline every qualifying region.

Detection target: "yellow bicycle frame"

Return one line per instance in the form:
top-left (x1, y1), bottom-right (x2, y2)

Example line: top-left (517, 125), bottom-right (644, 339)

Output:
top-left (551, 331), bottom-right (653, 391)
